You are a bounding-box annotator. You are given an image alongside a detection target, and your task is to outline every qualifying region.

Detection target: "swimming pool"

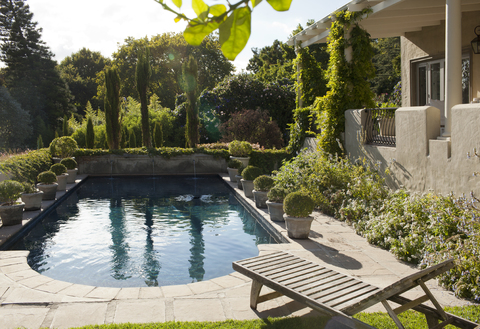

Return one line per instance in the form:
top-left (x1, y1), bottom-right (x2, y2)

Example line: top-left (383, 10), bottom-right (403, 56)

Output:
top-left (10, 175), bottom-right (279, 287)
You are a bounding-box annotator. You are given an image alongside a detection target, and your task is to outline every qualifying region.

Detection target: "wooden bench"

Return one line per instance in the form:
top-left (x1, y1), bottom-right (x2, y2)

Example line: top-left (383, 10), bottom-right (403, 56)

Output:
top-left (232, 251), bottom-right (479, 329)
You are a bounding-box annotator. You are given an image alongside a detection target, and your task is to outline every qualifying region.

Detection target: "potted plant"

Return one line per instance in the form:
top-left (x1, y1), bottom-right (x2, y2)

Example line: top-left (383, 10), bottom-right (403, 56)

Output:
top-left (60, 157), bottom-right (78, 184)
top-left (36, 171), bottom-right (58, 200)
top-left (21, 182), bottom-right (43, 211)
top-left (49, 136), bottom-right (78, 161)
top-left (227, 158), bottom-right (242, 182)
top-left (283, 191), bottom-right (315, 239)
top-left (229, 140), bottom-right (252, 167)
top-left (236, 165), bottom-right (244, 190)
top-left (0, 180), bottom-right (25, 226)
top-left (241, 166), bottom-right (262, 198)
top-left (252, 175), bottom-right (274, 209)
top-left (266, 187), bottom-right (288, 222)
top-left (50, 163), bottom-right (69, 191)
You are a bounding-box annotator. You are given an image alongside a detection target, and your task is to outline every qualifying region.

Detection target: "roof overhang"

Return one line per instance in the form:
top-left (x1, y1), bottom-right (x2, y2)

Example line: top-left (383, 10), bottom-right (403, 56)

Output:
top-left (287, 0), bottom-right (480, 47)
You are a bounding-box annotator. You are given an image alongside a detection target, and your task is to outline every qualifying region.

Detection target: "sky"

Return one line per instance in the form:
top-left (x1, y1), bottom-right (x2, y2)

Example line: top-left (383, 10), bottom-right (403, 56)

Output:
top-left (27, 0), bottom-right (346, 72)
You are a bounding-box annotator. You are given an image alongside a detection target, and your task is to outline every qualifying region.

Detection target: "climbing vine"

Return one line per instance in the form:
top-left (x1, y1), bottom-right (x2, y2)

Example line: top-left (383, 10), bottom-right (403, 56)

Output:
top-left (315, 9), bottom-right (375, 155)
top-left (294, 47), bottom-right (327, 108)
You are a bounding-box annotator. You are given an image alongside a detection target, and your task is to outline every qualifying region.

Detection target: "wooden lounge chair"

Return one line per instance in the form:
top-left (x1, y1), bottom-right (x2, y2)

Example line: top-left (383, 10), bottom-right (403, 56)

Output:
top-left (232, 251), bottom-right (479, 329)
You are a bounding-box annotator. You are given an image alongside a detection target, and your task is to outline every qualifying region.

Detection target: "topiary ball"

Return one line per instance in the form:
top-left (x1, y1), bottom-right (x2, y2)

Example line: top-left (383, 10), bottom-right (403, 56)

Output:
top-left (242, 166), bottom-right (262, 181)
top-left (267, 187), bottom-right (288, 203)
top-left (50, 163), bottom-right (67, 176)
top-left (60, 157), bottom-right (77, 170)
top-left (227, 158), bottom-right (243, 169)
top-left (0, 180), bottom-right (24, 205)
top-left (37, 171), bottom-right (57, 184)
top-left (253, 175), bottom-right (275, 191)
top-left (283, 191), bottom-right (315, 217)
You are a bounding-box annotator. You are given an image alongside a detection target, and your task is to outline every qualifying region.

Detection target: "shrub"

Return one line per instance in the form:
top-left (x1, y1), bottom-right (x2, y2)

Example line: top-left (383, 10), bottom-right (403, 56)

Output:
top-left (237, 165), bottom-right (245, 176)
top-left (50, 164), bottom-right (67, 176)
top-left (0, 180), bottom-right (24, 205)
top-left (227, 158), bottom-right (243, 169)
top-left (221, 109), bottom-right (284, 149)
top-left (284, 191), bottom-right (315, 217)
top-left (267, 187), bottom-right (288, 203)
top-left (60, 157), bottom-right (77, 170)
top-left (22, 182), bottom-right (37, 194)
top-left (242, 166), bottom-right (262, 181)
top-left (49, 136), bottom-right (78, 158)
top-left (0, 149), bottom-right (52, 184)
top-left (228, 140), bottom-right (252, 157)
top-left (37, 171), bottom-right (57, 184)
top-left (253, 175), bottom-right (274, 191)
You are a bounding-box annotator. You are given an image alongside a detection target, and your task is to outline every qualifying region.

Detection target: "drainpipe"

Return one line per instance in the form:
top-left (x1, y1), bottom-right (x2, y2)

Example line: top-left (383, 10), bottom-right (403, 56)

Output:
top-left (444, 0), bottom-right (462, 137)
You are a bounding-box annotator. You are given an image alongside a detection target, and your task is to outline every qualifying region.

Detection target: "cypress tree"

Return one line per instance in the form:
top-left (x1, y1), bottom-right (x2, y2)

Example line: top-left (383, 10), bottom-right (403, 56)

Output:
top-left (37, 135), bottom-right (43, 149)
top-left (153, 122), bottom-right (163, 148)
top-left (182, 55), bottom-right (199, 148)
top-left (135, 47), bottom-right (152, 147)
top-left (104, 67), bottom-right (121, 149)
top-left (62, 115), bottom-right (69, 136)
top-left (129, 129), bottom-right (136, 148)
top-left (86, 116), bottom-right (95, 149)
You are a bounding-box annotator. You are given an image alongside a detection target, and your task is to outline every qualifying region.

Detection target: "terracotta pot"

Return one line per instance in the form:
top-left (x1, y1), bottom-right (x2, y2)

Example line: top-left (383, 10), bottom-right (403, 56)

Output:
top-left (0, 202), bottom-right (25, 226)
top-left (253, 190), bottom-right (268, 208)
top-left (266, 201), bottom-right (284, 222)
top-left (227, 168), bottom-right (238, 182)
top-left (66, 168), bottom-right (78, 184)
top-left (37, 183), bottom-right (58, 200)
top-left (21, 191), bottom-right (43, 211)
top-left (284, 215), bottom-right (314, 239)
top-left (56, 173), bottom-right (69, 191)
top-left (241, 179), bottom-right (254, 198)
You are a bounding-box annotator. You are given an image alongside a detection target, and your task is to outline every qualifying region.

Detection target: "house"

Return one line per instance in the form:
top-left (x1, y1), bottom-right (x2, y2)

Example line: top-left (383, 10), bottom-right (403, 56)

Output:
top-left (288, 0), bottom-right (480, 196)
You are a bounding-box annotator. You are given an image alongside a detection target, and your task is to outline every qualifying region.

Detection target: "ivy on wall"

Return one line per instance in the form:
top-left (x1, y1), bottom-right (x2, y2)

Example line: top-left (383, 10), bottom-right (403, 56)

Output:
top-left (294, 47), bottom-right (327, 109)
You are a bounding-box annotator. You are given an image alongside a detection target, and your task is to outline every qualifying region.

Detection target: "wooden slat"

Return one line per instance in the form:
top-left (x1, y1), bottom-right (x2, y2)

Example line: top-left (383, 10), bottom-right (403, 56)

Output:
top-left (306, 279), bottom-right (367, 300)
top-left (393, 294), bottom-right (430, 315)
top-left (302, 276), bottom-right (355, 297)
top-left (236, 251), bottom-right (287, 266)
top-left (247, 255), bottom-right (299, 271)
top-left (285, 270), bottom-right (342, 290)
top-left (267, 264), bottom-right (320, 281)
top-left (325, 285), bottom-right (381, 308)
top-left (259, 259), bottom-right (313, 276)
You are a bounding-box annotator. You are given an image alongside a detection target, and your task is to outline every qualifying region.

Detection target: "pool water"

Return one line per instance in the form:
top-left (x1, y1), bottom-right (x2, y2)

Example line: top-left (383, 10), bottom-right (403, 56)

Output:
top-left (11, 176), bottom-right (278, 287)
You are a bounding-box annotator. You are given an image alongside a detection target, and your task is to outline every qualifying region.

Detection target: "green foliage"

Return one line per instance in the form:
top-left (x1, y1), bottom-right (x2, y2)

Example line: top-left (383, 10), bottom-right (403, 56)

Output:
top-left (104, 67), bottom-right (122, 150)
top-left (50, 163), bottom-right (67, 176)
top-left (86, 115), bottom-right (95, 149)
top-left (253, 175), bottom-right (274, 191)
top-left (370, 37), bottom-right (401, 96)
top-left (0, 180), bottom-right (24, 205)
top-left (49, 136), bottom-right (78, 158)
top-left (37, 135), bottom-right (44, 149)
top-left (153, 121), bottom-right (164, 148)
top-left (220, 109), bottom-right (284, 149)
top-left (284, 191), bottom-right (314, 217)
top-left (287, 106), bottom-right (316, 154)
top-left (183, 55), bottom-right (199, 148)
top-left (60, 157), bottom-right (77, 170)
top-left (37, 170), bottom-right (57, 184)
top-left (249, 148), bottom-right (292, 175)
top-left (0, 149), bottom-right (52, 184)
top-left (227, 158), bottom-right (242, 169)
top-left (0, 86), bottom-right (32, 150)
top-left (294, 47), bottom-right (327, 108)
top-left (241, 165), bottom-right (262, 181)
top-left (267, 186), bottom-right (288, 203)
top-left (62, 115), bottom-right (69, 136)
top-left (228, 140), bottom-right (252, 157)
top-left (315, 10), bottom-right (375, 155)
top-left (22, 181), bottom-right (37, 194)
top-left (135, 47), bottom-right (152, 147)
top-left (129, 129), bottom-right (137, 148)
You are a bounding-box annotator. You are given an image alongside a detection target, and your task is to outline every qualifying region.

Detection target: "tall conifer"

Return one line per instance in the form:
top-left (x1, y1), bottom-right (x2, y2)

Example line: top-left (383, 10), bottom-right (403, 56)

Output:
top-left (182, 55), bottom-right (199, 148)
top-left (104, 67), bottom-right (121, 149)
top-left (135, 47), bottom-right (151, 147)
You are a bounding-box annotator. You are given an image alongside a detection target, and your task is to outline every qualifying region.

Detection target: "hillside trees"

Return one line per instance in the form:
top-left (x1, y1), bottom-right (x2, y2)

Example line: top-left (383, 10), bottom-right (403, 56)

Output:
top-left (0, 0), bottom-right (75, 146)
top-left (59, 48), bottom-right (110, 114)
top-left (135, 47), bottom-right (152, 147)
top-left (0, 86), bottom-right (32, 150)
top-left (370, 37), bottom-right (401, 95)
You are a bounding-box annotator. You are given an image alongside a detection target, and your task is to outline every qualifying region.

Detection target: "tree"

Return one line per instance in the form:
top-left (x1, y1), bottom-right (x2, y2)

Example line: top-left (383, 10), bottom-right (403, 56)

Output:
top-left (104, 68), bottom-right (121, 150)
top-left (153, 121), bottom-right (163, 148)
top-left (0, 86), bottom-right (32, 150)
top-left (182, 55), bottom-right (199, 148)
top-left (62, 115), bottom-right (69, 136)
top-left (370, 37), bottom-right (401, 95)
top-left (155, 0), bottom-right (292, 60)
top-left (0, 0), bottom-right (75, 146)
top-left (135, 47), bottom-right (152, 147)
top-left (58, 48), bottom-right (110, 114)
top-left (86, 115), bottom-right (95, 149)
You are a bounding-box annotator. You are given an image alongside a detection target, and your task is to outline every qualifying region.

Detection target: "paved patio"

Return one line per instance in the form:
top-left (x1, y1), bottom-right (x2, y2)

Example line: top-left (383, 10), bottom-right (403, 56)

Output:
top-left (0, 174), bottom-right (472, 328)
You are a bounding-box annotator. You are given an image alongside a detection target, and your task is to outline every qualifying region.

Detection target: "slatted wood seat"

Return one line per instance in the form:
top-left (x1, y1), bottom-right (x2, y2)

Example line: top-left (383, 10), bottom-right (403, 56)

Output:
top-left (232, 251), bottom-right (479, 329)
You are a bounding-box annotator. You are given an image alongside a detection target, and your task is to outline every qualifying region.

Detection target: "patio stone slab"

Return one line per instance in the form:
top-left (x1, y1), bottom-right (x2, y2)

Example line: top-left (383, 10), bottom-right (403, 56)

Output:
top-left (187, 280), bottom-right (223, 295)
top-left (115, 287), bottom-right (140, 299)
top-left (85, 287), bottom-right (121, 300)
top-left (114, 299), bottom-right (166, 323)
top-left (139, 287), bottom-right (163, 299)
top-left (51, 302), bottom-right (109, 328)
top-left (1, 262), bottom-right (33, 274)
top-left (173, 298), bottom-right (226, 322)
top-left (210, 274), bottom-right (248, 289)
top-left (59, 284), bottom-right (96, 298)
top-left (36, 280), bottom-right (74, 294)
top-left (161, 284), bottom-right (193, 298)
top-left (0, 305), bottom-right (49, 329)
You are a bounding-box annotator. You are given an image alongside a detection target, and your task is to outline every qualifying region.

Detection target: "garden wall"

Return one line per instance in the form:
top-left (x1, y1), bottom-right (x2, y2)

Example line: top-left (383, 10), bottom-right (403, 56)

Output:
top-left (78, 154), bottom-right (227, 176)
top-left (345, 104), bottom-right (480, 196)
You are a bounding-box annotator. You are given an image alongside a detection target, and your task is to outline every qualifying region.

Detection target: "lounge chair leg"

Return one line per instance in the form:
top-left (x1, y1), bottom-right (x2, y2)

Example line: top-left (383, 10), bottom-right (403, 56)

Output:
top-left (250, 279), bottom-right (263, 310)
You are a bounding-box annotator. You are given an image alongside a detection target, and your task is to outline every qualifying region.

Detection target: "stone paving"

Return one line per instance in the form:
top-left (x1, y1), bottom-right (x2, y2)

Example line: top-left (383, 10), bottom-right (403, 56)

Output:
top-left (0, 174), bottom-right (473, 329)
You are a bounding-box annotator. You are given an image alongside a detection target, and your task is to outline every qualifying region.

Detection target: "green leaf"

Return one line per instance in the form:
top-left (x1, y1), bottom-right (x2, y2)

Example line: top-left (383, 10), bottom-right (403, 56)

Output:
top-left (251, 0), bottom-right (263, 8)
top-left (210, 4), bottom-right (227, 17)
top-left (266, 0), bottom-right (292, 11)
top-left (219, 7), bottom-right (251, 60)
top-left (192, 0), bottom-right (208, 16)
top-left (184, 20), bottom-right (220, 46)
top-left (171, 0), bottom-right (182, 8)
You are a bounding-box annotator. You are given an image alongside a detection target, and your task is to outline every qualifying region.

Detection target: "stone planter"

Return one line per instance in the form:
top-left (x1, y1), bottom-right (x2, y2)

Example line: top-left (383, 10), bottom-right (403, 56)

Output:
top-left (230, 156), bottom-right (249, 168)
top-left (227, 168), bottom-right (238, 182)
top-left (236, 175), bottom-right (243, 189)
top-left (266, 201), bottom-right (284, 222)
top-left (253, 190), bottom-right (268, 209)
top-left (37, 183), bottom-right (58, 200)
top-left (0, 202), bottom-right (25, 226)
top-left (241, 179), bottom-right (254, 198)
top-left (66, 168), bottom-right (78, 184)
top-left (56, 173), bottom-right (69, 191)
top-left (284, 215), bottom-right (314, 239)
top-left (21, 191), bottom-right (44, 211)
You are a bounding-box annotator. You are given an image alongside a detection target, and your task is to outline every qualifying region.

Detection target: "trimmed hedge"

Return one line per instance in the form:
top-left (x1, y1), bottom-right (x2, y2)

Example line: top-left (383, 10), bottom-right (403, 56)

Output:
top-left (0, 149), bottom-right (52, 184)
top-left (249, 149), bottom-right (293, 174)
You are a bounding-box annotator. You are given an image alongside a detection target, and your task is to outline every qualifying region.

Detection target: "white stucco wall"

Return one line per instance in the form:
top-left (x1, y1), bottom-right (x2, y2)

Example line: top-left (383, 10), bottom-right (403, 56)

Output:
top-left (345, 105), bottom-right (480, 196)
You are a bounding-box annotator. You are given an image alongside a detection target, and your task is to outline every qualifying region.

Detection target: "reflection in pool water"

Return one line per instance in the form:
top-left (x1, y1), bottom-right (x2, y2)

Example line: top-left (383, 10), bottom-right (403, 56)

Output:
top-left (11, 176), bottom-right (278, 287)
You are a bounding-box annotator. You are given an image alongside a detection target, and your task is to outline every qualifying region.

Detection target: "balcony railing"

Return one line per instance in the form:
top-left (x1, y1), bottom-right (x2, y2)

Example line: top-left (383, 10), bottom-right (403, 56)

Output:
top-left (364, 108), bottom-right (397, 147)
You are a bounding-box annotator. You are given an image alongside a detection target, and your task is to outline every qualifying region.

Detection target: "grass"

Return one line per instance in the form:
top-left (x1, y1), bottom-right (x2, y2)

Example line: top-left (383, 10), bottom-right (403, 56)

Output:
top-left (60, 306), bottom-right (480, 329)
